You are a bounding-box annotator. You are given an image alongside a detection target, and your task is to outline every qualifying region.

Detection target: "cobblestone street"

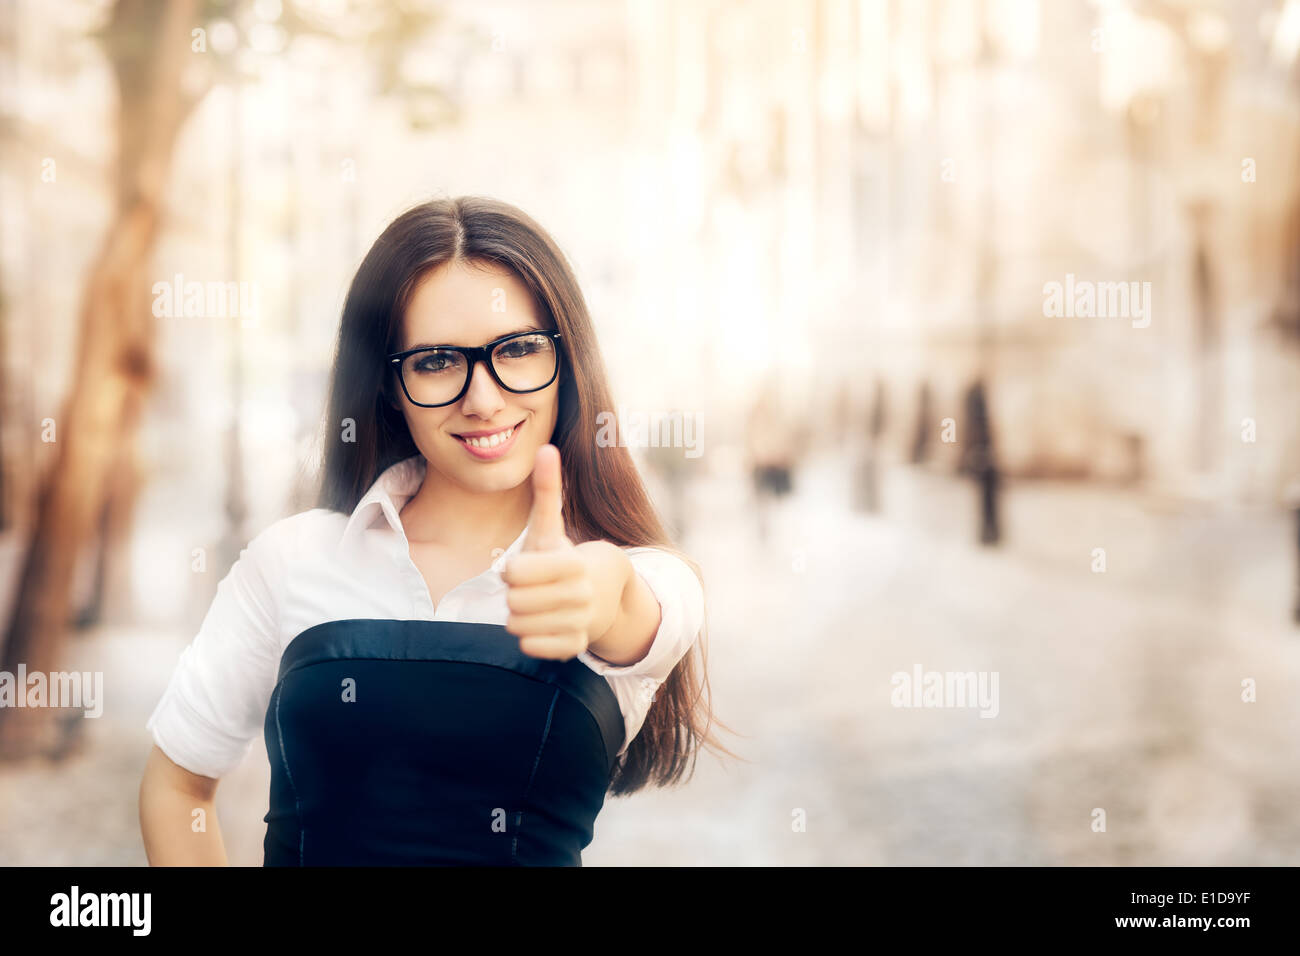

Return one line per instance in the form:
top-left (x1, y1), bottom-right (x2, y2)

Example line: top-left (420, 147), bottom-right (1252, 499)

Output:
top-left (2, 449), bottom-right (1298, 865)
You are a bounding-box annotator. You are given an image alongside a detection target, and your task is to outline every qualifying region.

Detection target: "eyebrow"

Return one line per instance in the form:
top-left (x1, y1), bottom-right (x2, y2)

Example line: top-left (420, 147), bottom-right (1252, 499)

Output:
top-left (405, 326), bottom-right (542, 350)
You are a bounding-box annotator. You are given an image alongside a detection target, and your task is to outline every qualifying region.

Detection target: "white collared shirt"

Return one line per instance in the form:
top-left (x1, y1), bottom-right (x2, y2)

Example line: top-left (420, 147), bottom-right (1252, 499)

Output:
top-left (146, 454), bottom-right (705, 780)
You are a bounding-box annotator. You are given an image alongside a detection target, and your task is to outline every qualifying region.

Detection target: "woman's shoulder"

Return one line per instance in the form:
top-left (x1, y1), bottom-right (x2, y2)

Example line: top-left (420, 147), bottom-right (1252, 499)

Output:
top-left (246, 507), bottom-right (348, 557)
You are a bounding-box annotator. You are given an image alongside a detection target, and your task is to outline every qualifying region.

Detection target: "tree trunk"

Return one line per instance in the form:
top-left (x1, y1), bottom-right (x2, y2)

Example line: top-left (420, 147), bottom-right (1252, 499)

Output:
top-left (74, 441), bottom-right (143, 629)
top-left (0, 0), bottom-right (199, 759)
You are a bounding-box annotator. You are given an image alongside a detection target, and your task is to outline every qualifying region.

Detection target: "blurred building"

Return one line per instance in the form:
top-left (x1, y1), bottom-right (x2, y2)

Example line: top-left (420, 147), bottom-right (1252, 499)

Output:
top-left (4, 0), bottom-right (1300, 566)
top-left (617, 0), bottom-right (1300, 505)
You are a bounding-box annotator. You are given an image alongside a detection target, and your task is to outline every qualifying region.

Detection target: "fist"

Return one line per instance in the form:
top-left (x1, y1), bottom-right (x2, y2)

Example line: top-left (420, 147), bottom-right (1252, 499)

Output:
top-left (502, 444), bottom-right (594, 659)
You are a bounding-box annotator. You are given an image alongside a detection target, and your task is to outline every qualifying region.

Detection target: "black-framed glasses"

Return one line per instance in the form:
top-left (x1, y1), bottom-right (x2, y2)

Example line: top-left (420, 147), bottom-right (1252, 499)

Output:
top-left (387, 330), bottom-right (563, 408)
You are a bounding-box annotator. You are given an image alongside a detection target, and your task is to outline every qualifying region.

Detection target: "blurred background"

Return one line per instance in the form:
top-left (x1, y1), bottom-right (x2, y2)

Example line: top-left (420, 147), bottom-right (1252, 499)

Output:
top-left (2, 0), bottom-right (1300, 865)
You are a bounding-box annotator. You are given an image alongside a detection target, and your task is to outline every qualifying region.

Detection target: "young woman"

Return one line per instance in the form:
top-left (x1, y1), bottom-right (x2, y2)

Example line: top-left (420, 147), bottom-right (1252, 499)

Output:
top-left (139, 196), bottom-right (731, 865)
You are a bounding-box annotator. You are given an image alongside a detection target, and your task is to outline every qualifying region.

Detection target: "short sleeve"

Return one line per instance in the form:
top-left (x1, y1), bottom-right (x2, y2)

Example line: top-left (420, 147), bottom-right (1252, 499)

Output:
top-left (578, 547), bottom-right (704, 683)
top-left (145, 521), bottom-right (286, 780)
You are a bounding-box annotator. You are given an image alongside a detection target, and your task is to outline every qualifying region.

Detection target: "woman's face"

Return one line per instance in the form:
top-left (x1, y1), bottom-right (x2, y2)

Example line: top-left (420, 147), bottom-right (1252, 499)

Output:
top-left (395, 258), bottom-right (560, 494)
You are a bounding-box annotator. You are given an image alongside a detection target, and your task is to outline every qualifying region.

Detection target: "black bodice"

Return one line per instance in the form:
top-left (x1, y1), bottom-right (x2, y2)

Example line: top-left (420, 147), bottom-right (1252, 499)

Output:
top-left (262, 619), bottom-right (624, 866)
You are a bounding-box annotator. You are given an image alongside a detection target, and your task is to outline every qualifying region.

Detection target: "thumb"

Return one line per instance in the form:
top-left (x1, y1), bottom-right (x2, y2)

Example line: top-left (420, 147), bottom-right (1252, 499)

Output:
top-left (523, 443), bottom-right (567, 551)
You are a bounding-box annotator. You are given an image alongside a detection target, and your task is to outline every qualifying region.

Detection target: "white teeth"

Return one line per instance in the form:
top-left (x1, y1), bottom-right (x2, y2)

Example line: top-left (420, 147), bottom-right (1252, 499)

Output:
top-left (464, 426), bottom-right (513, 449)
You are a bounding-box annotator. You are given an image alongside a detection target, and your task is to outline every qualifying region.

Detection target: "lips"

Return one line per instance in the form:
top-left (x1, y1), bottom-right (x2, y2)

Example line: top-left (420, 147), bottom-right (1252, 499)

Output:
top-left (454, 418), bottom-right (523, 440)
top-left (453, 418), bottom-right (525, 455)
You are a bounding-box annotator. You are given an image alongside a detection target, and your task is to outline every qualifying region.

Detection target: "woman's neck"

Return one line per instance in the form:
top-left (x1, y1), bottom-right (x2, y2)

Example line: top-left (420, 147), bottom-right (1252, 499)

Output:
top-left (398, 461), bottom-right (532, 555)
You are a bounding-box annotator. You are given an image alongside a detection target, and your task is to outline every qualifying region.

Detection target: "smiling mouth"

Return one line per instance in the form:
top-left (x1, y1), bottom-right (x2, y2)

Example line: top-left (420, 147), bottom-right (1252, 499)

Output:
top-left (453, 418), bottom-right (525, 450)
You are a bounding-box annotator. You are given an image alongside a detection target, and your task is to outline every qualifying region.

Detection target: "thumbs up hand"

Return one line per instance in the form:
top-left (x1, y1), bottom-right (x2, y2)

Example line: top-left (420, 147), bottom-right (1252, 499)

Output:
top-left (503, 444), bottom-right (597, 660)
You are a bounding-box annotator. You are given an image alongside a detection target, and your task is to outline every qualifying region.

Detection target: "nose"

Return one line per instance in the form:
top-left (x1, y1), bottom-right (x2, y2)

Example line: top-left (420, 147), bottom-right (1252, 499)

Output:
top-left (459, 359), bottom-right (506, 419)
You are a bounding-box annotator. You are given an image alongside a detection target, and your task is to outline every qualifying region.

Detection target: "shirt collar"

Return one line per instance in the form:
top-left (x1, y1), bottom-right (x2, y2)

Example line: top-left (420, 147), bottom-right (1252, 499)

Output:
top-left (336, 454), bottom-right (531, 575)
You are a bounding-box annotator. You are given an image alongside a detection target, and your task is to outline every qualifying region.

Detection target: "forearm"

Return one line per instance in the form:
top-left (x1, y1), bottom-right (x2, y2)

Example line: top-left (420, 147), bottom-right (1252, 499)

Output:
top-left (582, 542), bottom-right (662, 667)
top-left (139, 751), bottom-right (229, 866)
top-left (140, 788), bottom-right (228, 865)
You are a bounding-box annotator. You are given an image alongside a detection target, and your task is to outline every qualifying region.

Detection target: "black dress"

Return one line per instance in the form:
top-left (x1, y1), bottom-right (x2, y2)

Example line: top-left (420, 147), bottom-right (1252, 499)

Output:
top-left (262, 618), bottom-right (625, 866)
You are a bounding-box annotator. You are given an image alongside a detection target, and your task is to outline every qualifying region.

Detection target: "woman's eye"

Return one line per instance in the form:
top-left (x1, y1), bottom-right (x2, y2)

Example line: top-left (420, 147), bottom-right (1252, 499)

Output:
top-left (414, 354), bottom-right (454, 372)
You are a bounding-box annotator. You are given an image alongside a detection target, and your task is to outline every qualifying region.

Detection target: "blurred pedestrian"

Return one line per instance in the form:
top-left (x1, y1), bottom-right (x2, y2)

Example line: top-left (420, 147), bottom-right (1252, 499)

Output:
top-left (746, 382), bottom-right (803, 544)
top-left (1285, 479), bottom-right (1300, 626)
top-left (853, 377), bottom-right (887, 513)
top-left (911, 381), bottom-right (933, 465)
top-left (957, 378), bottom-right (1001, 546)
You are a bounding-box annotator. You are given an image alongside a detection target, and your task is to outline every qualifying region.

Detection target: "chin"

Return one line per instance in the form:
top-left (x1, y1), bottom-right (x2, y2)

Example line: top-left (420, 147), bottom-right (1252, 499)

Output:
top-left (471, 470), bottom-right (526, 494)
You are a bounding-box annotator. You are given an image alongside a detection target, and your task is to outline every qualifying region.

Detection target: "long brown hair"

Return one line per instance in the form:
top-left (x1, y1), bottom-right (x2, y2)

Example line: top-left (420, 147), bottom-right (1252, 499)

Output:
top-left (313, 196), bottom-right (738, 795)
